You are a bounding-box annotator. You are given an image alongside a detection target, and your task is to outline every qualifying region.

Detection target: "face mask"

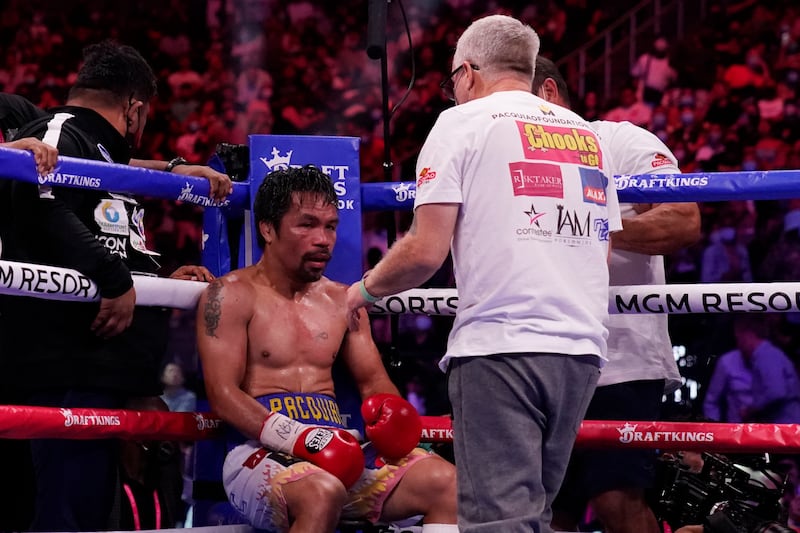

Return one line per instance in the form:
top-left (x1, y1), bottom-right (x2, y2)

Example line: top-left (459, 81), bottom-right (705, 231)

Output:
top-left (681, 111), bottom-right (694, 125)
top-left (656, 130), bottom-right (669, 143)
top-left (756, 148), bottom-right (776, 162)
top-left (718, 227), bottom-right (736, 243)
top-left (742, 159), bottom-right (758, 171)
top-left (652, 113), bottom-right (667, 128)
top-left (679, 96), bottom-right (695, 107)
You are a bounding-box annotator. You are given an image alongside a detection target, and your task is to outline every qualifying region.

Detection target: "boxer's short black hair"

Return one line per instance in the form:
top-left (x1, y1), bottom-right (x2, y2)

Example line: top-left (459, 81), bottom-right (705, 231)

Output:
top-left (71, 40), bottom-right (157, 103)
top-left (532, 56), bottom-right (571, 108)
top-left (254, 165), bottom-right (338, 246)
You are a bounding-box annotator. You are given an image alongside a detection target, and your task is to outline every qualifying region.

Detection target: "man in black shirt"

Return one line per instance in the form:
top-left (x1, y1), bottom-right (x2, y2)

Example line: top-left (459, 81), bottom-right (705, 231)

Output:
top-left (0, 41), bottom-right (215, 531)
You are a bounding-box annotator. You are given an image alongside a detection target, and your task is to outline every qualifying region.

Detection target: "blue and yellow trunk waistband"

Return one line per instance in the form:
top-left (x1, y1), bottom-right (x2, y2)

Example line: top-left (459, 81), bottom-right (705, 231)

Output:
top-left (255, 392), bottom-right (344, 428)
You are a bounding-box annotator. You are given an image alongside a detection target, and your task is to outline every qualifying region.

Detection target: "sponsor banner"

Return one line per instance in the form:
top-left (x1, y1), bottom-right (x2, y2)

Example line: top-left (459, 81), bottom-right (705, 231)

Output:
top-left (367, 284), bottom-right (800, 315)
top-left (0, 260), bottom-right (99, 301)
top-left (611, 283), bottom-right (800, 314)
top-left (364, 169), bottom-right (800, 211)
top-left (201, 154), bottom-right (233, 277)
top-left (361, 181), bottom-right (417, 211)
top-left (611, 170), bottom-right (800, 203)
top-left (0, 405), bottom-right (224, 441)
top-left (0, 146), bottom-right (249, 209)
top-left (0, 260), bottom-right (205, 309)
top-left (248, 135), bottom-right (362, 284)
top-left (421, 416), bottom-right (800, 452)
top-left (0, 405), bottom-right (796, 453)
top-left (575, 420), bottom-right (800, 453)
top-left (3, 262), bottom-right (800, 317)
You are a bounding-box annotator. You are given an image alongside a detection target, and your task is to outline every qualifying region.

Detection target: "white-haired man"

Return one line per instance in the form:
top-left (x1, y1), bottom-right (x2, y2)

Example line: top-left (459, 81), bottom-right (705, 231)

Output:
top-left (347, 14), bottom-right (622, 532)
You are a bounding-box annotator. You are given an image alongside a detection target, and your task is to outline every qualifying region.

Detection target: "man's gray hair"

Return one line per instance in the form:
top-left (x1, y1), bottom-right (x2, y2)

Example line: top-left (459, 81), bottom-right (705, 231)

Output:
top-left (453, 15), bottom-right (540, 83)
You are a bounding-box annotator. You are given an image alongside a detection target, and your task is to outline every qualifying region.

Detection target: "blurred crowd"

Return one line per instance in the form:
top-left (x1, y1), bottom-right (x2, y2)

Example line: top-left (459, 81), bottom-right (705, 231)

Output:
top-left (1, 0), bottom-right (800, 418)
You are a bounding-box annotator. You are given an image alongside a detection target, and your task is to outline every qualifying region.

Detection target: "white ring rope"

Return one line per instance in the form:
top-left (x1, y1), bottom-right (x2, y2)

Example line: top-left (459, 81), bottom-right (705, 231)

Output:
top-left (1, 259), bottom-right (799, 315)
top-left (0, 260), bottom-right (206, 309)
top-left (370, 284), bottom-right (800, 315)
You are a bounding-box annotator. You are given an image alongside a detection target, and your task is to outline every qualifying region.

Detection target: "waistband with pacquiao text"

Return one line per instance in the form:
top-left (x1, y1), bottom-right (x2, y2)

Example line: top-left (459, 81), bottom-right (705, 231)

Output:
top-left (255, 392), bottom-right (345, 429)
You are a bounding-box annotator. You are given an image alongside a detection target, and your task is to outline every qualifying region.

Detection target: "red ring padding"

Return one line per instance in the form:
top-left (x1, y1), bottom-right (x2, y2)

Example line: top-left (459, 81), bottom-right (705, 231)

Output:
top-left (0, 406), bottom-right (798, 453)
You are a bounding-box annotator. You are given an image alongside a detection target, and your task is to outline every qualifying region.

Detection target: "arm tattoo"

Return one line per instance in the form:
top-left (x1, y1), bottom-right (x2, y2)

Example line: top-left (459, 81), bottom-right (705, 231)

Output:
top-left (204, 279), bottom-right (224, 337)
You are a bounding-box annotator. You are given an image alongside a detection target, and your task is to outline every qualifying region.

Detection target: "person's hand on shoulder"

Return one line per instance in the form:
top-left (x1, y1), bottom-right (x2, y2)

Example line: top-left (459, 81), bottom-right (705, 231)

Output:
top-left (170, 265), bottom-right (215, 282)
top-left (6, 137), bottom-right (58, 175)
top-left (171, 164), bottom-right (233, 202)
top-left (92, 286), bottom-right (136, 339)
top-left (346, 271), bottom-right (379, 331)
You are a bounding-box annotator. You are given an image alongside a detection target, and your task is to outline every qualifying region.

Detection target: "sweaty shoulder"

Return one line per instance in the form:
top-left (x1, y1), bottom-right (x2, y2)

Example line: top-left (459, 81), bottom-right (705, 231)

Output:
top-left (319, 276), bottom-right (348, 304)
top-left (208, 268), bottom-right (259, 312)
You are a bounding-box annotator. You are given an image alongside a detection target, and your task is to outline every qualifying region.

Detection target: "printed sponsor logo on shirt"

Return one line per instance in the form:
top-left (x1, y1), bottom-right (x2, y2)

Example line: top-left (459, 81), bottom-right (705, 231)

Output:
top-left (554, 205), bottom-right (593, 246)
top-left (94, 199), bottom-right (129, 235)
top-left (509, 161), bottom-right (564, 198)
top-left (515, 203), bottom-right (553, 242)
top-left (99, 235), bottom-right (128, 259)
top-left (97, 143), bottom-right (113, 163)
top-left (539, 104), bottom-right (555, 116)
top-left (651, 153), bottom-right (673, 168)
top-left (579, 168), bottom-right (608, 206)
top-left (129, 231), bottom-right (160, 256)
top-left (516, 121), bottom-right (602, 167)
top-left (417, 167), bottom-right (437, 188)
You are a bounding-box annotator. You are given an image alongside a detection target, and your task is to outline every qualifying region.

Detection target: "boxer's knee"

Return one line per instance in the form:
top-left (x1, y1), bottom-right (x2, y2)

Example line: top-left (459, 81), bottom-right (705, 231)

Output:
top-left (424, 458), bottom-right (457, 509)
top-left (283, 472), bottom-right (348, 527)
top-left (284, 471), bottom-right (348, 515)
top-left (407, 456), bottom-right (457, 518)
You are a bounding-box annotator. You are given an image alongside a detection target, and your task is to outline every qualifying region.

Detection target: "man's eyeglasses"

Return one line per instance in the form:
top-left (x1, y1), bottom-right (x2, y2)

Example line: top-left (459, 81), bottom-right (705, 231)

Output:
top-left (439, 64), bottom-right (480, 102)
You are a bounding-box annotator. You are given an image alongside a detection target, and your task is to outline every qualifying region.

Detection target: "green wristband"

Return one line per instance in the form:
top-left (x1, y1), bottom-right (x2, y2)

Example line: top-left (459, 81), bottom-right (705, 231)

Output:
top-left (359, 278), bottom-right (380, 303)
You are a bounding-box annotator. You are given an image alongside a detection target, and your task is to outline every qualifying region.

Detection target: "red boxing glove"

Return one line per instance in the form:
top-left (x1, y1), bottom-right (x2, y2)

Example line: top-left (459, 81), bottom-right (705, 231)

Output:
top-left (260, 412), bottom-right (364, 488)
top-left (361, 393), bottom-right (422, 460)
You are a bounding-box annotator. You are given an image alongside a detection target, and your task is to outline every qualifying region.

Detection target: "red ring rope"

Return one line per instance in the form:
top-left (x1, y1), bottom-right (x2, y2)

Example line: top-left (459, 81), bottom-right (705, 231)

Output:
top-left (0, 405), bottom-right (798, 453)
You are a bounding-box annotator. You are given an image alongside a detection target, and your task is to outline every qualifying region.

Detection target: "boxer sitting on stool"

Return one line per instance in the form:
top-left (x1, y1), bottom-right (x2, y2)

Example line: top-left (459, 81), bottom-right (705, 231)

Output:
top-left (196, 165), bottom-right (458, 533)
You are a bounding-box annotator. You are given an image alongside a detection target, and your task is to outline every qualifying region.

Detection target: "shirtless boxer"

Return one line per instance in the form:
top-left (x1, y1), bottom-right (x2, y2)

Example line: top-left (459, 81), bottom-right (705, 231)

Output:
top-left (196, 165), bottom-right (457, 533)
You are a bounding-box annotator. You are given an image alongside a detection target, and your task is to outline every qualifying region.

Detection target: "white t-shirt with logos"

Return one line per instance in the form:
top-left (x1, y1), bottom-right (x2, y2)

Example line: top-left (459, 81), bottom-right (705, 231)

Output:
top-left (414, 91), bottom-right (622, 371)
top-left (591, 120), bottom-right (682, 392)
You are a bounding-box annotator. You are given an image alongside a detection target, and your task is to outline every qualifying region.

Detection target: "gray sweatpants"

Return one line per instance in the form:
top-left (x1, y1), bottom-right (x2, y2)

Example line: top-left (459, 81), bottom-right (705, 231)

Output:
top-left (448, 353), bottom-right (601, 533)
